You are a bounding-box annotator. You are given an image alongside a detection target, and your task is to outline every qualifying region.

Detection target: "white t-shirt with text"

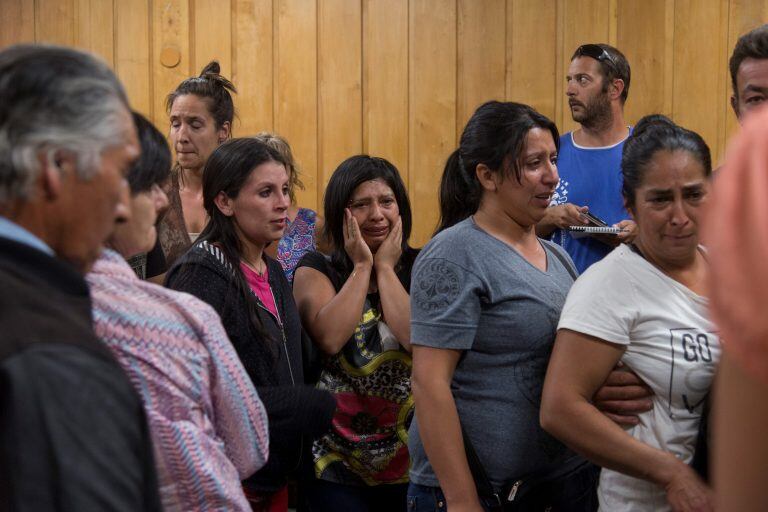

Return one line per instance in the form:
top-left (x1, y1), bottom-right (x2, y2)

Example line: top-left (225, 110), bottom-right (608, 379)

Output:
top-left (558, 244), bottom-right (720, 512)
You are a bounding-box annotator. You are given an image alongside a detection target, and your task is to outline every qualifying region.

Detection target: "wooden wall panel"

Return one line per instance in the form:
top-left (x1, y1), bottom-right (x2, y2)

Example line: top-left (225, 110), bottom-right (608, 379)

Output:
top-left (152, 0), bottom-right (190, 128)
top-left (74, 0), bottom-right (114, 66)
top-left (506, 0), bottom-right (557, 120)
top-left (409, 0), bottom-right (457, 246)
top-left (318, 0), bottom-right (362, 202)
top-left (0, 0), bottom-right (35, 49)
top-left (232, 0), bottom-right (273, 135)
top-left (557, 0), bottom-right (615, 133)
top-left (115, 0), bottom-right (151, 117)
top-left (672, 0), bottom-right (729, 162)
top-left (457, 0), bottom-right (506, 137)
top-left (617, 0), bottom-right (673, 125)
top-left (363, 0), bottom-right (408, 178)
top-left (192, 0), bottom-right (231, 79)
top-left (35, 0), bottom-right (74, 45)
top-left (275, 0), bottom-right (318, 212)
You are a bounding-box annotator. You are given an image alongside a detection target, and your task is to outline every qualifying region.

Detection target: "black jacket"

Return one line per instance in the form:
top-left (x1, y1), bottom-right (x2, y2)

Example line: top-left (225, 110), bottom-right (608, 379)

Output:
top-left (0, 237), bottom-right (162, 512)
top-left (166, 241), bottom-right (336, 493)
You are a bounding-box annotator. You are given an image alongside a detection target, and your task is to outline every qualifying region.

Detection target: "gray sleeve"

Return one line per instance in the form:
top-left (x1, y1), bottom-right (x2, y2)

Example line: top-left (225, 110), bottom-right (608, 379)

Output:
top-left (410, 256), bottom-right (483, 350)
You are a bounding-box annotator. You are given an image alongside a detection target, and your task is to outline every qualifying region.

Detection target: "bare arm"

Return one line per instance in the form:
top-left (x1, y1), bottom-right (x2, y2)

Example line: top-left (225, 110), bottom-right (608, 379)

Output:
top-left (411, 345), bottom-right (483, 512)
top-left (714, 353), bottom-right (768, 512)
top-left (374, 218), bottom-right (411, 351)
top-left (535, 204), bottom-right (589, 238)
top-left (541, 329), bottom-right (712, 512)
top-left (293, 209), bottom-right (373, 355)
top-left (293, 264), bottom-right (370, 356)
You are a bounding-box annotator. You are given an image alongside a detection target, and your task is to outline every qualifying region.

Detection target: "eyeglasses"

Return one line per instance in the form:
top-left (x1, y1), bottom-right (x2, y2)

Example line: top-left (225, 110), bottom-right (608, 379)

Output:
top-left (574, 44), bottom-right (618, 71)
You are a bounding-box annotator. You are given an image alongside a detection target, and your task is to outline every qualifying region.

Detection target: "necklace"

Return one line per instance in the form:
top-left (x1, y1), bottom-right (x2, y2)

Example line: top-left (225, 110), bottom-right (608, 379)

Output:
top-left (243, 258), bottom-right (266, 277)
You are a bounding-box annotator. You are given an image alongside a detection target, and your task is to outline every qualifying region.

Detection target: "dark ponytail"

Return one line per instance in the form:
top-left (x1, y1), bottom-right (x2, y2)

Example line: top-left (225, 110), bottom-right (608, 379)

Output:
top-left (621, 114), bottom-right (711, 209)
top-left (436, 101), bottom-right (559, 233)
top-left (434, 150), bottom-right (480, 234)
top-left (166, 60), bottom-right (237, 131)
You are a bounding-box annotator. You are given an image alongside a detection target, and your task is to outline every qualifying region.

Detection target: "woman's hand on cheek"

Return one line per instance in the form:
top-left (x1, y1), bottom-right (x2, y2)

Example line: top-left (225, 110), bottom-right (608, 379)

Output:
top-left (343, 208), bottom-right (373, 268)
top-left (374, 216), bottom-right (402, 271)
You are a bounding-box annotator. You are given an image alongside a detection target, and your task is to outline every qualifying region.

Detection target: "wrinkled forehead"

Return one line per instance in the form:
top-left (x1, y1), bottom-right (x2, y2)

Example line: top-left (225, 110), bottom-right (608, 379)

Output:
top-left (169, 93), bottom-right (214, 118)
top-left (350, 179), bottom-right (395, 201)
top-left (567, 55), bottom-right (604, 77)
top-left (736, 57), bottom-right (768, 92)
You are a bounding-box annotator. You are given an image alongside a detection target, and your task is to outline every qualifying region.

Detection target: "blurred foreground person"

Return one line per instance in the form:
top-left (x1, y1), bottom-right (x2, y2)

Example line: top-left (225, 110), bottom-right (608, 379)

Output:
top-left (0, 45), bottom-right (161, 511)
top-left (88, 112), bottom-right (270, 511)
top-left (708, 106), bottom-right (768, 512)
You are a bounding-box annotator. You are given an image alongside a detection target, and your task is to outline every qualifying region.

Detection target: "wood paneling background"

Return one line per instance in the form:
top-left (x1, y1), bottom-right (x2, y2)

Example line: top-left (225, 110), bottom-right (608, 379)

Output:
top-left (1, 0), bottom-right (765, 245)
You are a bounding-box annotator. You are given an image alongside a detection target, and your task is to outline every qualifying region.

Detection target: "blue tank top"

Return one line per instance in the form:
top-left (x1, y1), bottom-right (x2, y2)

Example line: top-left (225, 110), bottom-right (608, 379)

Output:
top-left (549, 130), bottom-right (631, 273)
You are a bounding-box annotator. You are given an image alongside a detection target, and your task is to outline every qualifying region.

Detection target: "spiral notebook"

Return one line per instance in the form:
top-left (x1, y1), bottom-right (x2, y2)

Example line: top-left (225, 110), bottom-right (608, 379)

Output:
top-left (568, 225), bottom-right (624, 235)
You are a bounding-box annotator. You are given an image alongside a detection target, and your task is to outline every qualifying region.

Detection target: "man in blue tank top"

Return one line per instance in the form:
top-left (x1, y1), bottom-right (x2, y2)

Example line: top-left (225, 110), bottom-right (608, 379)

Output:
top-left (537, 43), bottom-right (637, 273)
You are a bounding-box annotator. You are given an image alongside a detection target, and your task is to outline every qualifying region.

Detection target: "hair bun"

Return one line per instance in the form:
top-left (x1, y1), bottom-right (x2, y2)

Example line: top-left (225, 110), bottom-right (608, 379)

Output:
top-left (200, 60), bottom-right (221, 77)
top-left (632, 114), bottom-right (676, 138)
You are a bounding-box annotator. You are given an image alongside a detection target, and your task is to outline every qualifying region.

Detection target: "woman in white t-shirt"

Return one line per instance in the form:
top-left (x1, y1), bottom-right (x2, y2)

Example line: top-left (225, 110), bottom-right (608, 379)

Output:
top-left (540, 115), bottom-right (719, 512)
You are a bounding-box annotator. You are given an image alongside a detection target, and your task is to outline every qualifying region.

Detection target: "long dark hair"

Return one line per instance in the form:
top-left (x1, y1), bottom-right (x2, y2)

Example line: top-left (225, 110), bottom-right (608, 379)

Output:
top-left (621, 114), bottom-right (711, 210)
top-left (324, 155), bottom-right (413, 277)
top-left (435, 101), bottom-right (560, 233)
top-left (188, 138), bottom-right (287, 346)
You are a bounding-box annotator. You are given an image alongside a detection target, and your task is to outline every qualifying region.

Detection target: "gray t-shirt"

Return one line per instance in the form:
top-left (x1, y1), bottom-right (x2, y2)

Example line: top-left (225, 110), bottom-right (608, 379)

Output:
top-left (408, 217), bottom-right (581, 490)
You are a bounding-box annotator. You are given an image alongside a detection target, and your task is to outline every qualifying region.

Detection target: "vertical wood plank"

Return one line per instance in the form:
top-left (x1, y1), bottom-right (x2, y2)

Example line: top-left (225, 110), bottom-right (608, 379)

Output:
top-left (663, 0), bottom-right (675, 117)
top-left (557, 0), bottom-right (612, 134)
top-left (724, 0), bottom-right (768, 144)
top-left (0, 0), bottom-right (35, 48)
top-left (115, 0), bottom-right (151, 117)
top-left (275, 0), bottom-right (318, 212)
top-left (616, 0), bottom-right (670, 124)
top-left (233, 0), bottom-right (273, 135)
top-left (74, 0), bottom-right (114, 67)
top-left (506, 0), bottom-right (557, 120)
top-left (318, 0), bottom-right (362, 203)
top-left (36, 0), bottom-right (75, 45)
top-left (192, 0), bottom-right (232, 81)
top-left (457, 0), bottom-right (506, 138)
top-left (152, 0), bottom-right (190, 129)
top-left (672, 0), bottom-right (729, 164)
top-left (363, 0), bottom-right (408, 180)
top-left (409, 0), bottom-right (457, 246)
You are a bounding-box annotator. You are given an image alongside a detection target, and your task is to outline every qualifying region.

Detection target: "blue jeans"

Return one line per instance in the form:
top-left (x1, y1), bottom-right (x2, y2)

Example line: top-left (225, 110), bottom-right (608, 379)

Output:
top-left (406, 483), bottom-right (449, 512)
top-left (406, 463), bottom-right (599, 512)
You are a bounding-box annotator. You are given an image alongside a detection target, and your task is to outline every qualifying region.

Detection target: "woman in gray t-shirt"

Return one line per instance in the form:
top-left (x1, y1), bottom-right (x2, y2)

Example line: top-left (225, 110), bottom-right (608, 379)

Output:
top-left (407, 101), bottom-right (597, 512)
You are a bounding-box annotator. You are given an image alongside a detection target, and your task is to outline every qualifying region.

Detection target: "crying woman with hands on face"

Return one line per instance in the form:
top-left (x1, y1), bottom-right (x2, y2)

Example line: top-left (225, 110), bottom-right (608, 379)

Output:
top-left (293, 155), bottom-right (419, 511)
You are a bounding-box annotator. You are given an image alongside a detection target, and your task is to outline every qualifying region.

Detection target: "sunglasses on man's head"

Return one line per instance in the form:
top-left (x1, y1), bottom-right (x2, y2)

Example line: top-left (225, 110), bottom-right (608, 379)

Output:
top-left (575, 44), bottom-right (618, 70)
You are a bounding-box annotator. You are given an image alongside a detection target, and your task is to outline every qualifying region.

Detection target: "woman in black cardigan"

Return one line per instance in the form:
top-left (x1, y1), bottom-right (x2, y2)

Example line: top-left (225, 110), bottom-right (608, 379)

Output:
top-left (166, 138), bottom-right (335, 511)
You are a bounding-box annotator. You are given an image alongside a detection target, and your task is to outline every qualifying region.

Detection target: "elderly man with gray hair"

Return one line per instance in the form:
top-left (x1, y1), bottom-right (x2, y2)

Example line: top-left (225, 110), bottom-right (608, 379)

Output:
top-left (0, 45), bottom-right (161, 511)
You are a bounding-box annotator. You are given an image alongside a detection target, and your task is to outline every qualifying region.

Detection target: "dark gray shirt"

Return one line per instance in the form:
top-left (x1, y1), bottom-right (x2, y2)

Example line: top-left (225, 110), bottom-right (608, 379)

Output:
top-left (408, 217), bottom-right (580, 490)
